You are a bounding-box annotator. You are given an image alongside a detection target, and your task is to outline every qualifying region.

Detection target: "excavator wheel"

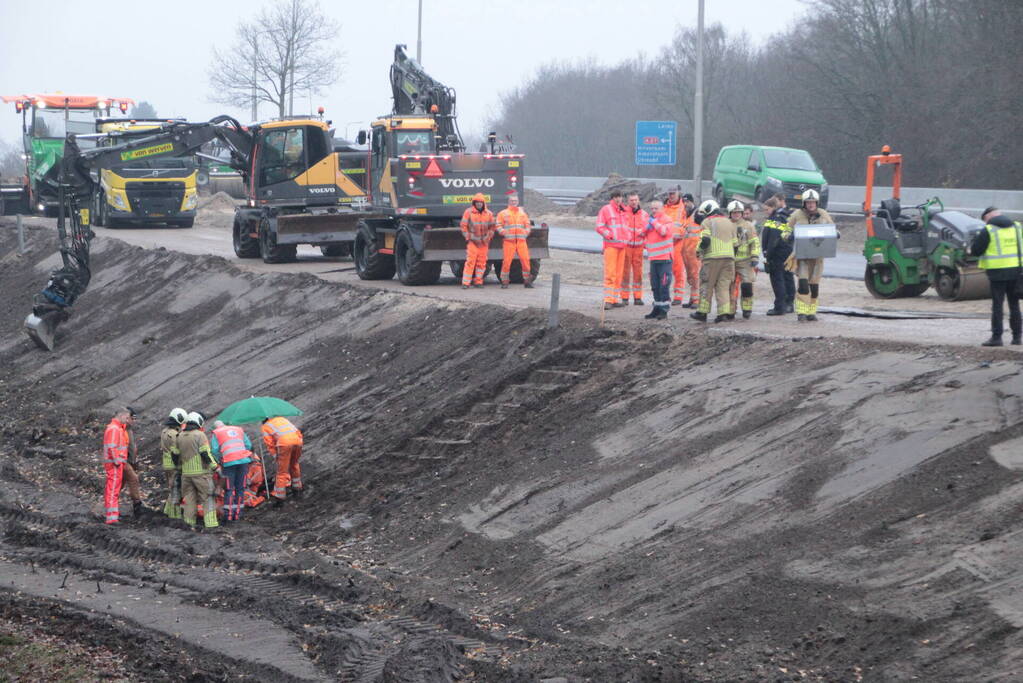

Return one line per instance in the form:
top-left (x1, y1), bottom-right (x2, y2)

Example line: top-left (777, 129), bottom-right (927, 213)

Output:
top-left (233, 216), bottom-right (259, 258)
top-left (395, 230), bottom-right (441, 285)
top-left (354, 223), bottom-right (396, 280)
top-left (320, 244), bottom-right (351, 258)
top-left (258, 217), bottom-right (296, 264)
top-left (505, 259), bottom-right (541, 284)
top-left (864, 264), bottom-right (908, 299)
top-left (448, 260), bottom-right (493, 284)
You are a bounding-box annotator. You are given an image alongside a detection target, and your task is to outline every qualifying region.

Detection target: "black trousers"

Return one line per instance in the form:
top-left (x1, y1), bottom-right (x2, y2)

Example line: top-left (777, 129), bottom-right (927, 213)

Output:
top-left (768, 262), bottom-right (796, 310)
top-left (990, 279), bottom-right (1022, 337)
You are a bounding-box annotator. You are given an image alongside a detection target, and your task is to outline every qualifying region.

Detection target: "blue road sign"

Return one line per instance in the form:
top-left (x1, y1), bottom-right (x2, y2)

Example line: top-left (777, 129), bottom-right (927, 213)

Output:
top-left (635, 120), bottom-right (677, 166)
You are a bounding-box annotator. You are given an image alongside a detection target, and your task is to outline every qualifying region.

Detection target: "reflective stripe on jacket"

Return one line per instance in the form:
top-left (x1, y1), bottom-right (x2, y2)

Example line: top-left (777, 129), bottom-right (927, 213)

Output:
top-left (262, 416), bottom-right (303, 452)
top-left (178, 428), bottom-right (216, 476)
top-left (645, 212), bottom-right (674, 261)
top-left (103, 420), bottom-right (128, 465)
top-left (160, 426), bottom-right (180, 470)
top-left (496, 207), bottom-right (531, 240)
top-left (460, 207), bottom-right (496, 241)
top-left (979, 223), bottom-right (1023, 270)
top-left (622, 207), bottom-right (649, 247)
top-left (212, 425), bottom-right (253, 466)
top-left (596, 202), bottom-right (626, 247)
top-left (787, 208), bottom-right (834, 227)
top-left (700, 216), bottom-right (738, 259)
top-left (734, 219), bottom-right (760, 260)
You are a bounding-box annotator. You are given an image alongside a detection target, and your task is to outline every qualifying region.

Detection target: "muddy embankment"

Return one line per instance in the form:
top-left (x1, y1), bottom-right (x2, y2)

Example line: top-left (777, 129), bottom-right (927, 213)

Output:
top-left (3, 221), bottom-right (1023, 681)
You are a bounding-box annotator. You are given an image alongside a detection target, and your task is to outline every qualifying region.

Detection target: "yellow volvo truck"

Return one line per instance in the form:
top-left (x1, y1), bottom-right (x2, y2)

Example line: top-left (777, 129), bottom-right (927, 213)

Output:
top-left (91, 118), bottom-right (199, 228)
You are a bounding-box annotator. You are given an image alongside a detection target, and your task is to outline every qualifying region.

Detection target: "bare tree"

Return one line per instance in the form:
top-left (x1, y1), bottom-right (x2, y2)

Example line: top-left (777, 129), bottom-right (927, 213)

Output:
top-left (208, 0), bottom-right (342, 119)
top-left (130, 101), bottom-right (158, 119)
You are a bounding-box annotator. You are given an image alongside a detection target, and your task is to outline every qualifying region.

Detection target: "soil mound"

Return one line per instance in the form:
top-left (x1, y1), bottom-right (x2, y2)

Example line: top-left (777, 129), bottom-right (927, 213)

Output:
top-left (197, 191), bottom-right (237, 213)
top-left (523, 188), bottom-right (567, 215)
top-left (573, 173), bottom-right (673, 215)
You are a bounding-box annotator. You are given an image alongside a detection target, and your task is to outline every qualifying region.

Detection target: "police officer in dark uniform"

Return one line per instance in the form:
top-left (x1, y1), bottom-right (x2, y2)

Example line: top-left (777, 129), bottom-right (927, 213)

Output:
top-left (760, 194), bottom-right (795, 315)
top-left (970, 207), bottom-right (1023, 346)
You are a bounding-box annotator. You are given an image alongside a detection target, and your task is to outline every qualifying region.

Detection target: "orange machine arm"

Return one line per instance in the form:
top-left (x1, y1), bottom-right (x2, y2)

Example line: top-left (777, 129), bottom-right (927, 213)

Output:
top-left (863, 145), bottom-right (902, 238)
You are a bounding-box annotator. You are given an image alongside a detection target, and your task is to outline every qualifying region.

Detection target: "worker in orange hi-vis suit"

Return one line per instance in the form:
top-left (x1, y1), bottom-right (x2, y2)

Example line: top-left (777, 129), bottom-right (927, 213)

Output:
top-left (496, 195), bottom-right (533, 288)
top-left (459, 192), bottom-right (496, 289)
top-left (619, 192), bottom-right (649, 305)
top-left (261, 416), bottom-right (304, 506)
top-left (596, 190), bottom-right (628, 309)
top-left (663, 189), bottom-right (695, 306)
top-left (675, 192), bottom-right (701, 308)
top-left (102, 408), bottom-right (132, 524)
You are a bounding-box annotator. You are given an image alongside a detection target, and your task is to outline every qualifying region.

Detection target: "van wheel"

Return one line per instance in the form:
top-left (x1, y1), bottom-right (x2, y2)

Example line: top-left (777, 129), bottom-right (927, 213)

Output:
top-left (714, 184), bottom-right (726, 206)
top-left (755, 186), bottom-right (767, 203)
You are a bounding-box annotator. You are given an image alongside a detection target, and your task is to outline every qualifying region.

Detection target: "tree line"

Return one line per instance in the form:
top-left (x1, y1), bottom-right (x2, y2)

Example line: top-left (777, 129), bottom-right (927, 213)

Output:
top-left (490, 0), bottom-right (1023, 190)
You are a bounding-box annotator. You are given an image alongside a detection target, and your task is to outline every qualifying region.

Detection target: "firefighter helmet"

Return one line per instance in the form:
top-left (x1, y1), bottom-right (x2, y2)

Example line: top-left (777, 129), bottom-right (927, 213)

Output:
top-left (727, 200), bottom-right (745, 214)
top-left (186, 411), bottom-right (204, 427)
top-left (698, 199), bottom-right (720, 215)
top-left (169, 407), bottom-right (187, 425)
top-left (802, 189), bottom-right (820, 204)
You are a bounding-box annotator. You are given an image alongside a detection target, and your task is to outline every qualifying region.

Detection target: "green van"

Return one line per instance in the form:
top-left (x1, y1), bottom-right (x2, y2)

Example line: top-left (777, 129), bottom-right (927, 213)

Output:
top-left (712, 145), bottom-right (829, 209)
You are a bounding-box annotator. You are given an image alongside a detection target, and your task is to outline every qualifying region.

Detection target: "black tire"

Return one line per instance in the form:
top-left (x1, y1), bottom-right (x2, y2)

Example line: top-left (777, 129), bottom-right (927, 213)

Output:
top-left (754, 186), bottom-right (767, 204)
top-left (354, 224), bottom-right (396, 280)
top-left (320, 244), bottom-right (352, 258)
top-left (449, 260), bottom-right (493, 284)
top-left (234, 216), bottom-right (260, 258)
top-left (934, 269), bottom-right (962, 301)
top-left (259, 217), bottom-right (296, 264)
top-left (505, 259), bottom-right (541, 284)
top-left (395, 230), bottom-right (441, 285)
top-left (714, 184), bottom-right (726, 206)
top-left (864, 264), bottom-right (909, 299)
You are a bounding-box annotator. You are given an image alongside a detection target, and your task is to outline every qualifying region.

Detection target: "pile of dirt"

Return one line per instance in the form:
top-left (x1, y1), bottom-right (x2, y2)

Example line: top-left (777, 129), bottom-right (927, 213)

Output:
top-left (4, 221), bottom-right (1023, 680)
top-left (573, 173), bottom-right (668, 215)
top-left (197, 191), bottom-right (238, 213)
top-left (523, 188), bottom-right (568, 215)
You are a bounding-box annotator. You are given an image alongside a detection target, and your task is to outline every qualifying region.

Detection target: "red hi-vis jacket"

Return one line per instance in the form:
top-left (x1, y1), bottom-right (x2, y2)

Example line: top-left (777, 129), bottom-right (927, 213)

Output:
top-left (103, 419), bottom-right (129, 465)
top-left (595, 201), bottom-right (626, 248)
top-left (623, 206), bottom-right (650, 247)
top-left (212, 425), bottom-right (253, 466)
top-left (261, 416), bottom-right (302, 455)
top-left (645, 211), bottom-right (674, 261)
top-left (496, 206), bottom-right (531, 240)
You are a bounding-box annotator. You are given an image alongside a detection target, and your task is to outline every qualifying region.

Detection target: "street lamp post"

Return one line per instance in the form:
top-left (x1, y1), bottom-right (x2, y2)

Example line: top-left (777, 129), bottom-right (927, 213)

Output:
top-left (692, 0), bottom-right (704, 201)
top-left (417, 0), bottom-right (423, 63)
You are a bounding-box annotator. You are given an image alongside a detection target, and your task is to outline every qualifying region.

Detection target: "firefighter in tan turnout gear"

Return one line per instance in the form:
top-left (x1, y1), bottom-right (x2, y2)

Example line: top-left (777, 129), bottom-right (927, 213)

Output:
top-left (177, 411), bottom-right (221, 530)
top-left (729, 200), bottom-right (760, 319)
top-left (690, 200), bottom-right (738, 323)
top-left (787, 189), bottom-right (833, 321)
top-left (160, 407), bottom-right (187, 519)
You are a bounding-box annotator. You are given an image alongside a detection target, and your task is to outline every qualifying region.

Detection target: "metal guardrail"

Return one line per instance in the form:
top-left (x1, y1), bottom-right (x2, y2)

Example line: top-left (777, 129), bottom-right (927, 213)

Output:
top-left (526, 176), bottom-right (1023, 218)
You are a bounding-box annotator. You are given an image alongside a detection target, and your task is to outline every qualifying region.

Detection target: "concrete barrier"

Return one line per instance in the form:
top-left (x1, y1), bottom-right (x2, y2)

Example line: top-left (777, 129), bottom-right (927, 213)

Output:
top-left (526, 176), bottom-right (1022, 218)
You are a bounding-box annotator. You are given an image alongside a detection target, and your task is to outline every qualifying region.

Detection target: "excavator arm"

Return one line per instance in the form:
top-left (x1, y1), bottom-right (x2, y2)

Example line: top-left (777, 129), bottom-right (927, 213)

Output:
top-left (25, 115), bottom-right (252, 350)
top-left (390, 44), bottom-right (463, 151)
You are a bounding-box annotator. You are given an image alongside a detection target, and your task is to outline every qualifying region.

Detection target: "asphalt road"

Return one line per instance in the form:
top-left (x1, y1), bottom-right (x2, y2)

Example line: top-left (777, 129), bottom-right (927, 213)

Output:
top-left (547, 225), bottom-right (866, 280)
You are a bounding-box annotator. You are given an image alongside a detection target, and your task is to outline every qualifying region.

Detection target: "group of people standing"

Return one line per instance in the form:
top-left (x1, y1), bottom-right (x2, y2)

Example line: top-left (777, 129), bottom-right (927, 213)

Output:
top-left (103, 407), bottom-right (304, 531)
top-left (595, 188), bottom-right (833, 322)
top-left (459, 192), bottom-right (536, 288)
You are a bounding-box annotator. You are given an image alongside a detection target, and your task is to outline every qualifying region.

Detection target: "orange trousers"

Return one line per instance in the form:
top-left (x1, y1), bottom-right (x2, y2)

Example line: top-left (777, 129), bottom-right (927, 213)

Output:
top-left (500, 239), bottom-right (530, 281)
top-left (603, 247), bottom-right (626, 304)
top-left (619, 246), bottom-right (644, 301)
top-left (462, 240), bottom-right (490, 286)
top-left (103, 463), bottom-right (123, 524)
top-left (672, 238), bottom-right (701, 303)
top-left (272, 444), bottom-right (303, 499)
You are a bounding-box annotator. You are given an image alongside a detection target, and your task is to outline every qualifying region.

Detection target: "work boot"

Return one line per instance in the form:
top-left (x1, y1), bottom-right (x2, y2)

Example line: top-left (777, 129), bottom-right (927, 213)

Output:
top-left (806, 314), bottom-right (818, 322)
top-left (271, 496), bottom-right (285, 508)
top-left (714, 314), bottom-right (731, 323)
top-left (604, 302), bottom-right (617, 310)
top-left (524, 281), bottom-right (534, 289)
top-left (689, 311), bottom-right (707, 322)
top-left (786, 303), bottom-right (795, 313)
top-left (633, 299), bottom-right (644, 306)
top-left (742, 310), bottom-right (752, 319)
top-left (613, 301), bottom-right (627, 308)
top-left (798, 314), bottom-right (808, 322)
top-left (473, 283), bottom-right (483, 289)
top-left (644, 308), bottom-right (659, 319)
top-left (766, 308), bottom-right (784, 316)
top-left (501, 282), bottom-right (508, 289)
top-left (655, 308), bottom-right (668, 320)
top-left (462, 285), bottom-right (469, 290)
top-left (982, 336), bottom-right (1004, 347)
top-left (672, 300), bottom-right (682, 307)
top-left (132, 501), bottom-right (144, 518)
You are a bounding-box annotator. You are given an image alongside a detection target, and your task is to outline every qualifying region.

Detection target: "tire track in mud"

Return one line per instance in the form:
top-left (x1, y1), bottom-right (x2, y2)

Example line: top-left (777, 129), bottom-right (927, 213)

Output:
top-left (0, 501), bottom-right (513, 681)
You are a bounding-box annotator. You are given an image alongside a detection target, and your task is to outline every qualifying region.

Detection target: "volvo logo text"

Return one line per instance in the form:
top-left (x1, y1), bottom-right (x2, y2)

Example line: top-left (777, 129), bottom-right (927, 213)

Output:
top-left (438, 178), bottom-right (495, 189)
top-left (309, 187), bottom-right (336, 194)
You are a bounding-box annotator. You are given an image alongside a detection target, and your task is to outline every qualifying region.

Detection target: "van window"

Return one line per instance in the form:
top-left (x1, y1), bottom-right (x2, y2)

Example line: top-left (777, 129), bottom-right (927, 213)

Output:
top-left (747, 150), bottom-right (761, 170)
top-left (763, 149), bottom-right (818, 171)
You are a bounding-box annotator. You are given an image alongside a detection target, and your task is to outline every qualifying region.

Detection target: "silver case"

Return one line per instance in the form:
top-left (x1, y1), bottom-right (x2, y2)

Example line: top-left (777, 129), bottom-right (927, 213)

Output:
top-left (794, 224), bottom-right (838, 259)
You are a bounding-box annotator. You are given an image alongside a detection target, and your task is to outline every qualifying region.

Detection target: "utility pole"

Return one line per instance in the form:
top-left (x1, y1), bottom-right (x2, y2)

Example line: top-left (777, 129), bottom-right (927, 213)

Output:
top-left (251, 36), bottom-right (259, 121)
top-left (417, 0), bottom-right (423, 62)
top-left (692, 0), bottom-right (705, 201)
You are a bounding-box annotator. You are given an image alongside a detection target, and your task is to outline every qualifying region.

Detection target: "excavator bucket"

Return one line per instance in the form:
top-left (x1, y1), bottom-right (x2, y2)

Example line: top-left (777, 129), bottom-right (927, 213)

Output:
top-left (24, 311), bottom-right (67, 351)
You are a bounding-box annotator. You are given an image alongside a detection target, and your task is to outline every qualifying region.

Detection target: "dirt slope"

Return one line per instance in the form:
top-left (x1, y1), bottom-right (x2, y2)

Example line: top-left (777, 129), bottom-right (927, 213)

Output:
top-left (3, 223), bottom-right (1023, 681)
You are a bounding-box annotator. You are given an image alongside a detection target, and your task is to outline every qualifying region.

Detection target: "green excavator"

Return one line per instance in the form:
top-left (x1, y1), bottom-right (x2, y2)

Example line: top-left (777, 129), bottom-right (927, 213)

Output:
top-left (862, 146), bottom-right (988, 301)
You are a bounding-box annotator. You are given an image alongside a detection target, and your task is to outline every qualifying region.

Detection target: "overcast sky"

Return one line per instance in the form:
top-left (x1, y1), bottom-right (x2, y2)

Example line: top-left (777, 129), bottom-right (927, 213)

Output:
top-left (0, 0), bottom-right (809, 145)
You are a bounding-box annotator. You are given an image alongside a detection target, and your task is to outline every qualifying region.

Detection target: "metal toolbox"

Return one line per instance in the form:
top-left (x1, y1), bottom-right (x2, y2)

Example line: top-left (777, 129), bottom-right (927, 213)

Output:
top-left (793, 223), bottom-right (838, 259)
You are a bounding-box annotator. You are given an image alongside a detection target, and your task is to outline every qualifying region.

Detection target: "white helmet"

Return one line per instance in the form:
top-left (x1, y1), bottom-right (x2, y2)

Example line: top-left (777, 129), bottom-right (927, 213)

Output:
top-left (698, 199), bottom-right (719, 215)
top-left (802, 189), bottom-right (820, 203)
top-left (169, 407), bottom-right (187, 425)
top-left (186, 411), bottom-right (205, 427)
top-left (727, 200), bottom-right (744, 214)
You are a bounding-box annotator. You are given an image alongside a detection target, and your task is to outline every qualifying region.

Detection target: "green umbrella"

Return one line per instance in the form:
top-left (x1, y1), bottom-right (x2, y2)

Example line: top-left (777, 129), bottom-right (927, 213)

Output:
top-left (215, 396), bottom-right (303, 426)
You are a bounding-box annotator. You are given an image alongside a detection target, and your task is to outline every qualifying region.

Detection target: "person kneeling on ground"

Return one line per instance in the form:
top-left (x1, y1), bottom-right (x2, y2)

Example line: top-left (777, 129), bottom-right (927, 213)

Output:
top-left (971, 206), bottom-right (1023, 347)
top-left (643, 200), bottom-right (674, 320)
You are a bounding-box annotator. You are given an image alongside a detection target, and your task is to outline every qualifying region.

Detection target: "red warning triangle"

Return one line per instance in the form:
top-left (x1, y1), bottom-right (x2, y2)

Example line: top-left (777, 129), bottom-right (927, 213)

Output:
top-left (424, 158), bottom-right (444, 178)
